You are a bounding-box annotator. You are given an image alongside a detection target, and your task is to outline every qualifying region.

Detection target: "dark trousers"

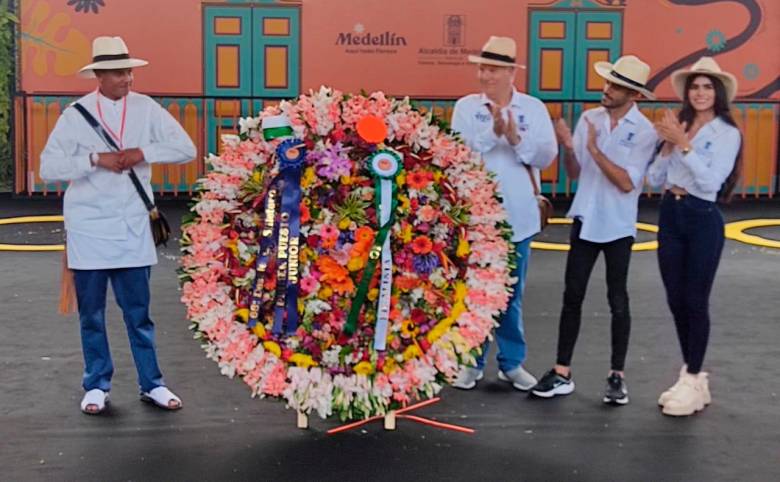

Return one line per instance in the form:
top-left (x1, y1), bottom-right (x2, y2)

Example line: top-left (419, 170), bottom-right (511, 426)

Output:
top-left (556, 219), bottom-right (634, 371)
top-left (73, 266), bottom-right (165, 393)
top-left (657, 193), bottom-right (725, 374)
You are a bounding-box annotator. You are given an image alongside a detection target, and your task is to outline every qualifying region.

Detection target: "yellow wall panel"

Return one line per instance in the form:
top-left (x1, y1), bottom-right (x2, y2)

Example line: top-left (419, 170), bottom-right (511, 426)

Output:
top-left (587, 50), bottom-right (610, 91)
top-left (540, 22), bottom-right (566, 39)
top-left (214, 17), bottom-right (242, 35)
top-left (540, 50), bottom-right (562, 91)
top-left (216, 46), bottom-right (240, 88)
top-left (265, 46), bottom-right (288, 89)
top-left (587, 22), bottom-right (612, 39)
top-left (264, 18), bottom-right (290, 36)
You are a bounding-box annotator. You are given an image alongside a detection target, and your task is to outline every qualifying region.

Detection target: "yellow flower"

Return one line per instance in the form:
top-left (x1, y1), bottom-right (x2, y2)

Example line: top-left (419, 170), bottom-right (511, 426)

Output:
top-left (396, 172), bottom-right (406, 187)
top-left (353, 361), bottom-right (375, 375)
top-left (401, 223), bottom-right (413, 243)
top-left (318, 286), bottom-right (333, 299)
top-left (341, 175), bottom-right (353, 185)
top-left (252, 171), bottom-right (261, 183)
top-left (456, 237), bottom-right (470, 258)
top-left (301, 167), bottom-right (316, 188)
top-left (382, 357), bottom-right (398, 374)
top-left (398, 195), bottom-right (410, 212)
top-left (455, 281), bottom-right (468, 302)
top-left (263, 341), bottom-right (282, 357)
top-left (289, 353), bottom-right (318, 368)
top-left (252, 324), bottom-right (266, 338)
top-left (403, 344), bottom-right (422, 360)
top-left (338, 218), bottom-right (351, 230)
top-left (401, 319), bottom-right (419, 338)
top-left (433, 171), bottom-right (443, 182)
top-left (367, 288), bottom-right (379, 302)
top-left (347, 257), bottom-right (365, 272)
top-left (225, 238), bottom-right (239, 257)
top-left (426, 317), bottom-right (455, 343)
top-left (235, 308), bottom-right (250, 323)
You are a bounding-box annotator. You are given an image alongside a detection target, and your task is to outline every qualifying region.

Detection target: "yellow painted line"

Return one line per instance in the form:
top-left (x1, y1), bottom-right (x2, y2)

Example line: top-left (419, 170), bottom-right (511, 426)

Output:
top-left (2, 216), bottom-right (778, 253)
top-left (0, 215), bottom-right (65, 252)
top-left (724, 219), bottom-right (780, 249)
top-left (531, 218), bottom-right (659, 251)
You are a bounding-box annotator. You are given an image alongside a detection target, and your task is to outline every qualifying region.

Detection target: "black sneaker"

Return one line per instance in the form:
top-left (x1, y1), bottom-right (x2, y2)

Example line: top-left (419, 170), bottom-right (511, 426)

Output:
top-left (530, 369), bottom-right (575, 398)
top-left (603, 373), bottom-right (629, 405)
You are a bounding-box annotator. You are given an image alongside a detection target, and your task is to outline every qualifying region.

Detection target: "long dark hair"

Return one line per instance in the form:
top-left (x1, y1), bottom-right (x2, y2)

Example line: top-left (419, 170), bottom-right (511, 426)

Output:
top-left (677, 74), bottom-right (743, 201)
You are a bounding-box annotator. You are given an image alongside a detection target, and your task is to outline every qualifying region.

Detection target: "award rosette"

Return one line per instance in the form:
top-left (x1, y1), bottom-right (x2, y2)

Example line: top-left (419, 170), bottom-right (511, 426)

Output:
top-left (180, 87), bottom-right (514, 421)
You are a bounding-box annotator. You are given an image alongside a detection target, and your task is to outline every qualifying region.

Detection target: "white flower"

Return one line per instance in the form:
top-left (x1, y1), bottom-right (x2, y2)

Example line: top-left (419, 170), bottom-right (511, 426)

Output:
top-left (238, 116), bottom-right (261, 134)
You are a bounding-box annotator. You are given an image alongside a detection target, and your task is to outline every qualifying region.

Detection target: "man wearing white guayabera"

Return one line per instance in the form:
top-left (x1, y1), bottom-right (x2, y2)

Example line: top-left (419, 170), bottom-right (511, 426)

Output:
top-left (450, 36), bottom-right (557, 391)
top-left (40, 36), bottom-right (195, 415)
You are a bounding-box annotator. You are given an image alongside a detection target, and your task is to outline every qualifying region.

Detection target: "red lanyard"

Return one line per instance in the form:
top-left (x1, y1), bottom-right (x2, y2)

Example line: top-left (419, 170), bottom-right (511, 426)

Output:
top-left (96, 90), bottom-right (127, 149)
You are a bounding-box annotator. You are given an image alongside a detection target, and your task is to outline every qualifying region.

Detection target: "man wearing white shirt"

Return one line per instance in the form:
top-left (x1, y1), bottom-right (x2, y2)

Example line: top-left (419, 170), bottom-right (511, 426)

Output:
top-left (450, 36), bottom-right (557, 391)
top-left (40, 37), bottom-right (195, 414)
top-left (531, 55), bottom-right (657, 405)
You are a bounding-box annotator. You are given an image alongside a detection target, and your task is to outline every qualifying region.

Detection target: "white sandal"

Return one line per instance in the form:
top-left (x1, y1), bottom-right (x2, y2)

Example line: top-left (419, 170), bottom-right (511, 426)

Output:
top-left (80, 389), bottom-right (109, 415)
top-left (140, 386), bottom-right (182, 410)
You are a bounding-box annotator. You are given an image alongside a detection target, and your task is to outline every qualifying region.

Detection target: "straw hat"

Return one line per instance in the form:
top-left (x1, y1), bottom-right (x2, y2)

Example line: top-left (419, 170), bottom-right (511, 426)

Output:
top-left (78, 36), bottom-right (148, 78)
top-left (468, 36), bottom-right (526, 69)
top-left (670, 56), bottom-right (738, 102)
top-left (594, 55), bottom-right (655, 100)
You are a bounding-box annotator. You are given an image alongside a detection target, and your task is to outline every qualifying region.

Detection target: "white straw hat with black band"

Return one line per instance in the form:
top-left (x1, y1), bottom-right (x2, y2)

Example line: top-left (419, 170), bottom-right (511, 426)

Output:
top-left (78, 36), bottom-right (148, 78)
top-left (468, 36), bottom-right (526, 69)
top-left (593, 55), bottom-right (655, 100)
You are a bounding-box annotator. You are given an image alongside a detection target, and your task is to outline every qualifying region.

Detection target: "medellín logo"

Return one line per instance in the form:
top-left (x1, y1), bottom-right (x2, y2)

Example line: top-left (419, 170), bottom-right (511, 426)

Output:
top-left (336, 23), bottom-right (408, 47)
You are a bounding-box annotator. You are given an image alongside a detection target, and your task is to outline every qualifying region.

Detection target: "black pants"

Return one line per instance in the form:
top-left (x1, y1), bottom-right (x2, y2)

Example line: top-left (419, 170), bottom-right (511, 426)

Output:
top-left (556, 219), bottom-right (634, 371)
top-left (657, 193), bottom-right (724, 374)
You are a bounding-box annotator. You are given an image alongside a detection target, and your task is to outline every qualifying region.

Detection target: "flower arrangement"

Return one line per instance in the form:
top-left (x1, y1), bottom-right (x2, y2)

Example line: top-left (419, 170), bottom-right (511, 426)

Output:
top-left (180, 87), bottom-right (514, 421)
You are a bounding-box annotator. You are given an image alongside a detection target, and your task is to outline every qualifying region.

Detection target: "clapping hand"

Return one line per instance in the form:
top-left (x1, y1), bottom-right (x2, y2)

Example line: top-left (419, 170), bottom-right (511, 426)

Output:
top-left (584, 117), bottom-right (599, 152)
top-left (654, 109), bottom-right (689, 146)
top-left (554, 118), bottom-right (573, 150)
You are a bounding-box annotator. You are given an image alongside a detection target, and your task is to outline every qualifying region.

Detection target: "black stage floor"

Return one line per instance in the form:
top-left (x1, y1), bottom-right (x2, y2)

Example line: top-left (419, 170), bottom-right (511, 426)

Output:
top-left (1, 196), bottom-right (778, 481)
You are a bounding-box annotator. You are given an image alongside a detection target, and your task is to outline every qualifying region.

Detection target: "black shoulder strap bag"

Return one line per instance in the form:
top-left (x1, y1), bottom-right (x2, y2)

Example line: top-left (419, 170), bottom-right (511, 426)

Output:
top-left (72, 102), bottom-right (171, 247)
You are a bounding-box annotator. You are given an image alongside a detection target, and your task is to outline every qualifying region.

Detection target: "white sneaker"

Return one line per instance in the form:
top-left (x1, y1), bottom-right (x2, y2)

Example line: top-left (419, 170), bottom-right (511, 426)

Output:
top-left (498, 366), bottom-right (538, 391)
top-left (452, 367), bottom-right (484, 390)
top-left (662, 374), bottom-right (706, 417)
top-left (658, 365), bottom-right (687, 406)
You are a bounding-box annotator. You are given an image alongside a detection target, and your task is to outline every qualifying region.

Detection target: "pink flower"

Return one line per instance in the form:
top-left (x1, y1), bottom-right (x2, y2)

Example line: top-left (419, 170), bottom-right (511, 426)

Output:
top-left (417, 205), bottom-right (438, 223)
top-left (300, 276), bottom-right (319, 294)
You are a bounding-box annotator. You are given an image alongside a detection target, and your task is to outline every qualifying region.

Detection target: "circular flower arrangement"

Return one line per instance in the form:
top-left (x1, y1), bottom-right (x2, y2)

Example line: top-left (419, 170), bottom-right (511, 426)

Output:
top-left (180, 87), bottom-right (513, 421)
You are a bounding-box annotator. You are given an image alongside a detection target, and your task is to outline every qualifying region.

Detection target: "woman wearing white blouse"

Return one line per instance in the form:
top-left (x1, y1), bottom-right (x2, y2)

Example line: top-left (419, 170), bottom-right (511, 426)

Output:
top-left (647, 57), bottom-right (742, 417)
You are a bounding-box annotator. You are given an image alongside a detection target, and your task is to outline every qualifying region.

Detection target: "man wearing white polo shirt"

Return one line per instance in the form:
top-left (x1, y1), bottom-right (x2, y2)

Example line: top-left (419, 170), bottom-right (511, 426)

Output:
top-left (531, 55), bottom-right (657, 405)
top-left (450, 36), bottom-right (557, 391)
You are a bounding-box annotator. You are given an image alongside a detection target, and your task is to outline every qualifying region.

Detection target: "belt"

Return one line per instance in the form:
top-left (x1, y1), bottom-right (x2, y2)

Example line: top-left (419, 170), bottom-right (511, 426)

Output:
top-left (668, 187), bottom-right (688, 200)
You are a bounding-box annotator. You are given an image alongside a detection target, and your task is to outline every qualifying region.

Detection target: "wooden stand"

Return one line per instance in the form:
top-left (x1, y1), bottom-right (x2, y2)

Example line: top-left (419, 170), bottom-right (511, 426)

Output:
top-left (383, 411), bottom-right (397, 430)
top-left (297, 411), bottom-right (308, 429)
top-left (325, 397), bottom-right (475, 435)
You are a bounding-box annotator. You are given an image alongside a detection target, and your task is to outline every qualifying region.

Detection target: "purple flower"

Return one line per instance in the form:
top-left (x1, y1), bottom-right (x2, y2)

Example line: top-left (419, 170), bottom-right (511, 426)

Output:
top-left (310, 142), bottom-right (353, 181)
top-left (412, 254), bottom-right (439, 275)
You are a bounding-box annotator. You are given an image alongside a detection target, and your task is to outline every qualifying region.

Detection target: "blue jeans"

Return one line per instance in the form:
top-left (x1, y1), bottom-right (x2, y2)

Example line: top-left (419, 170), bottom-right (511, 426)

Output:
top-left (657, 193), bottom-right (725, 374)
top-left (73, 266), bottom-right (165, 393)
top-left (475, 236), bottom-right (532, 372)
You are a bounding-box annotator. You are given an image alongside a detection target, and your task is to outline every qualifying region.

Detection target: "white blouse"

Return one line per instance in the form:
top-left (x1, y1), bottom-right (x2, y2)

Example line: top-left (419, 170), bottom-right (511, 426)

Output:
top-left (647, 116), bottom-right (740, 202)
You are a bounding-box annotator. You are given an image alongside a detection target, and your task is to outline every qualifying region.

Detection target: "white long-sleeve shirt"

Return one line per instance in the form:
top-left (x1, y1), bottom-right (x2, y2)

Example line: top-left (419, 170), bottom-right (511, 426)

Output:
top-left (40, 90), bottom-right (196, 269)
top-left (646, 116), bottom-right (740, 201)
top-left (567, 104), bottom-right (657, 243)
top-left (451, 90), bottom-right (557, 242)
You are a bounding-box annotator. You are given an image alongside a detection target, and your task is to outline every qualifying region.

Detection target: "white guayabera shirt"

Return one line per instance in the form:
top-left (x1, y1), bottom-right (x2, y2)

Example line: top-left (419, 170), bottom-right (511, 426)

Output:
top-left (451, 89), bottom-right (557, 242)
top-left (40, 90), bottom-right (196, 269)
top-left (567, 104), bottom-right (657, 243)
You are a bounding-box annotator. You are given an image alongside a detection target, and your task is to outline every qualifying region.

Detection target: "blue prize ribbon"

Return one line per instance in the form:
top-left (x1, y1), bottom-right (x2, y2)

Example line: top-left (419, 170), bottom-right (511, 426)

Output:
top-left (271, 139), bottom-right (306, 335)
top-left (247, 185), bottom-right (280, 329)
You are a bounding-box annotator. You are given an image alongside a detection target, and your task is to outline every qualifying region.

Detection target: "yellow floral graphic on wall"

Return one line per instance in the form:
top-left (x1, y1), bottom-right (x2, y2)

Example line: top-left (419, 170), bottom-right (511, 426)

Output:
top-left (22, 1), bottom-right (90, 77)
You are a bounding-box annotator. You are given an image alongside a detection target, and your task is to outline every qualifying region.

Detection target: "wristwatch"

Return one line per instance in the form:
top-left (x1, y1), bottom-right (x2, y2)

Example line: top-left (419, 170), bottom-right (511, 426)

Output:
top-left (89, 152), bottom-right (99, 166)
